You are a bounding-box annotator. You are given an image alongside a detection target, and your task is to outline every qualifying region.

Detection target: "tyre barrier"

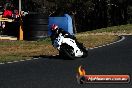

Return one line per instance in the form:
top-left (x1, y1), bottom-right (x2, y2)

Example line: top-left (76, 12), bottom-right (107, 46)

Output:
top-left (23, 13), bottom-right (48, 41)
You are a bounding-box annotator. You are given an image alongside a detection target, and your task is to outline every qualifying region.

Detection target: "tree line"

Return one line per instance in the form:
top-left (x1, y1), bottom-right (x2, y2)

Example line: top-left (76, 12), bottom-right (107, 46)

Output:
top-left (1, 0), bottom-right (132, 32)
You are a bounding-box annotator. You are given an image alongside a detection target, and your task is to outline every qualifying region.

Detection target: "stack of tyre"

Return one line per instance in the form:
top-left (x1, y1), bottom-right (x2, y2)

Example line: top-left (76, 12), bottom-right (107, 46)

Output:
top-left (23, 13), bottom-right (48, 41)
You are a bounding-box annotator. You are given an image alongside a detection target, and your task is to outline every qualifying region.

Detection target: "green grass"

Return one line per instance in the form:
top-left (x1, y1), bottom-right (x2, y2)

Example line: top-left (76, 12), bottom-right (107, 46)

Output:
top-left (0, 35), bottom-right (118, 63)
top-left (79, 24), bottom-right (132, 34)
top-left (0, 39), bottom-right (56, 63)
top-left (0, 24), bottom-right (132, 63)
top-left (77, 35), bottom-right (119, 48)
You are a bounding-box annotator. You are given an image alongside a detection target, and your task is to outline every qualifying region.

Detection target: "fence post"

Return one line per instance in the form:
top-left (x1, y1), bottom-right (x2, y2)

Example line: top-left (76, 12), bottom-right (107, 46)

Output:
top-left (19, 15), bottom-right (23, 40)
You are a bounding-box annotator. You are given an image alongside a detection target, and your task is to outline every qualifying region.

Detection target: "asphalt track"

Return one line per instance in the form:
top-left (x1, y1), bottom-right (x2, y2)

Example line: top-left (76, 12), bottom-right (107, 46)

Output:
top-left (0, 35), bottom-right (132, 88)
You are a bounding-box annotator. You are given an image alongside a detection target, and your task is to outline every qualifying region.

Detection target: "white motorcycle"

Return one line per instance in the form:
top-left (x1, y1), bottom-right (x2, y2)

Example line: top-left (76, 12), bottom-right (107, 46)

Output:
top-left (52, 33), bottom-right (88, 59)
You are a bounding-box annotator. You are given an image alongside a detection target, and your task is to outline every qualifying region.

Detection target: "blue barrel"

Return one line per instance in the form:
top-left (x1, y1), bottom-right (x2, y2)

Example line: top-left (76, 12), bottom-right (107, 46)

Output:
top-left (48, 14), bottom-right (74, 35)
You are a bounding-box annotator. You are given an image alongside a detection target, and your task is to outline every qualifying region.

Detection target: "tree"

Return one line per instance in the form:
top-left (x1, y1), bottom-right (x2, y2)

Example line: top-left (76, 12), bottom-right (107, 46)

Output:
top-left (23, 0), bottom-right (132, 32)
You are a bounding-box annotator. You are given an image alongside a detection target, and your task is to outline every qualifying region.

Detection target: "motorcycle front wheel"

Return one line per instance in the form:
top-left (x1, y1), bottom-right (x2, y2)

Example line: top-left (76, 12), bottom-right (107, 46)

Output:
top-left (59, 43), bottom-right (88, 60)
top-left (59, 43), bottom-right (75, 59)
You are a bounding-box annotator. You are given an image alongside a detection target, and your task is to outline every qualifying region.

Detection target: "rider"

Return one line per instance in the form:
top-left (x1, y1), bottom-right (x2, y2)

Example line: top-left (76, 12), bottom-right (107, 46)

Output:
top-left (50, 24), bottom-right (75, 44)
top-left (50, 24), bottom-right (85, 56)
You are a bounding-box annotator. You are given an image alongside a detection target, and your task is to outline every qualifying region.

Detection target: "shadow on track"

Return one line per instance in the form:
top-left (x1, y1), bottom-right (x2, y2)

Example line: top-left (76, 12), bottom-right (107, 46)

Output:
top-left (33, 55), bottom-right (75, 60)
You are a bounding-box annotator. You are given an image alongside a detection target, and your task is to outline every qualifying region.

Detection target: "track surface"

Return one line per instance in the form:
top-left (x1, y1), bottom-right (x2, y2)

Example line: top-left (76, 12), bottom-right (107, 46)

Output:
top-left (0, 36), bottom-right (132, 88)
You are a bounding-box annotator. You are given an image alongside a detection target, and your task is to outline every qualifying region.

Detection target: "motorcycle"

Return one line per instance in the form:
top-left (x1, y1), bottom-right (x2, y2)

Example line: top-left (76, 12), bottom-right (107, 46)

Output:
top-left (52, 33), bottom-right (88, 59)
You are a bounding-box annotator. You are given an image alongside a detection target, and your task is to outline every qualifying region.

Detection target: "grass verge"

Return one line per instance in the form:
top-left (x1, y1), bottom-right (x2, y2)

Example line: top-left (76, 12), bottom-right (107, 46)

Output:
top-left (79, 24), bottom-right (132, 35)
top-left (1, 24), bottom-right (132, 63)
top-left (0, 35), bottom-right (118, 63)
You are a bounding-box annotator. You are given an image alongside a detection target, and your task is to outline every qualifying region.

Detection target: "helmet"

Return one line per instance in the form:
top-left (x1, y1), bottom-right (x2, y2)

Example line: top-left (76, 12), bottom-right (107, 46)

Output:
top-left (51, 24), bottom-right (58, 31)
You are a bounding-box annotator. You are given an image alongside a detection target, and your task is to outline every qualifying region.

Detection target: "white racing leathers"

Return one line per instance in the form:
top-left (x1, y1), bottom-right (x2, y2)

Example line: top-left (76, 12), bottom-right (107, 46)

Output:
top-left (53, 33), bottom-right (83, 57)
